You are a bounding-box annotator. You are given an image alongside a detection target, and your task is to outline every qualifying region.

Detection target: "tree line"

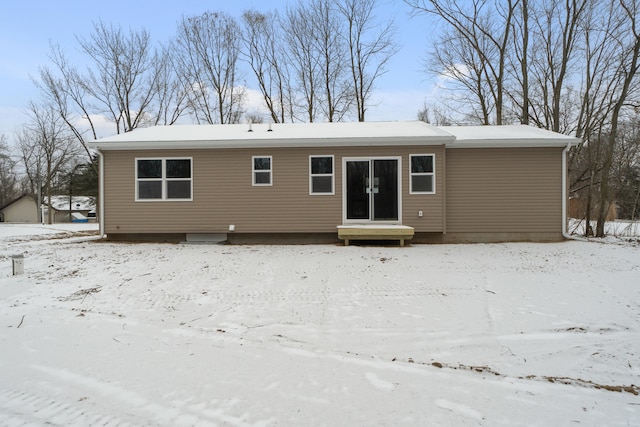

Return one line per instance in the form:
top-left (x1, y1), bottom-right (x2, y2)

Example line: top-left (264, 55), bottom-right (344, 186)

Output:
top-left (0, 0), bottom-right (396, 222)
top-left (409, 0), bottom-right (640, 236)
top-left (1, 0), bottom-right (638, 236)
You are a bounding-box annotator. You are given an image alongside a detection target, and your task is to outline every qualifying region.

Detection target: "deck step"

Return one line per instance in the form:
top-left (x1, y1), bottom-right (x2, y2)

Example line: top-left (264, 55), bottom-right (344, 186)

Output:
top-left (337, 225), bottom-right (415, 246)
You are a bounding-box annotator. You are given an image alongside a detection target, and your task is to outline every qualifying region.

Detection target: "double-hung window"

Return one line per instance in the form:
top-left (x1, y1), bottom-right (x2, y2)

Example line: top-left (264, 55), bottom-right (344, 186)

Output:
top-left (252, 156), bottom-right (272, 186)
top-left (136, 158), bottom-right (192, 201)
top-left (309, 155), bottom-right (334, 195)
top-left (410, 154), bottom-right (435, 194)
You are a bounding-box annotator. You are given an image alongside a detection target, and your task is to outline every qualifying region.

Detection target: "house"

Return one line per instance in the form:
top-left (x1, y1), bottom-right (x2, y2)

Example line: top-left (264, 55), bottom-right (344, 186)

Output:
top-left (87, 121), bottom-right (579, 244)
top-left (0, 194), bottom-right (96, 224)
top-left (568, 196), bottom-right (617, 221)
top-left (46, 196), bottom-right (96, 223)
top-left (0, 194), bottom-right (39, 223)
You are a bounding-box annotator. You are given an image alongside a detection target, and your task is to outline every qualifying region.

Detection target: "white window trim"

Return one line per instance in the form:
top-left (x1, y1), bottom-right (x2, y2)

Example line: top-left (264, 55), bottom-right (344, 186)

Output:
top-left (135, 157), bottom-right (193, 202)
top-left (409, 154), bottom-right (436, 195)
top-left (309, 155), bottom-right (335, 195)
top-left (252, 155), bottom-right (273, 186)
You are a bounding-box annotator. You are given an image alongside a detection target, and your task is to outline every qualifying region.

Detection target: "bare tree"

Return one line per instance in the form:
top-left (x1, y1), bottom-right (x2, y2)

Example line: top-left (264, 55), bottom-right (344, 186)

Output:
top-left (0, 135), bottom-right (20, 208)
top-left (565, 0), bottom-right (640, 235)
top-left (416, 101), bottom-right (453, 125)
top-left (36, 22), bottom-right (179, 178)
top-left (17, 103), bottom-right (80, 224)
top-left (76, 21), bottom-right (164, 133)
top-left (311, 0), bottom-right (353, 122)
top-left (245, 112), bottom-right (265, 124)
top-left (430, 26), bottom-right (496, 124)
top-left (338, 0), bottom-right (398, 122)
top-left (407, 0), bottom-right (517, 125)
top-left (175, 11), bottom-right (246, 124)
top-left (285, 5), bottom-right (322, 122)
top-left (510, 0), bottom-right (530, 124)
top-left (610, 121), bottom-right (640, 219)
top-left (526, 0), bottom-right (589, 133)
top-left (151, 44), bottom-right (191, 126)
top-left (242, 10), bottom-right (294, 123)
top-left (566, 0), bottom-right (624, 234)
top-left (408, 0), bottom-right (640, 237)
top-left (594, 0), bottom-right (640, 236)
top-left (37, 45), bottom-right (98, 162)
top-left (417, 101), bottom-right (431, 123)
top-left (244, 1), bottom-right (395, 123)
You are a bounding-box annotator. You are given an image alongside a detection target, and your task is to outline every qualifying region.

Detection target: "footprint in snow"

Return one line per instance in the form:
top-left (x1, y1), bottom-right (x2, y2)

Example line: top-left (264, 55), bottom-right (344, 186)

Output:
top-left (364, 372), bottom-right (395, 391)
top-left (435, 398), bottom-right (483, 421)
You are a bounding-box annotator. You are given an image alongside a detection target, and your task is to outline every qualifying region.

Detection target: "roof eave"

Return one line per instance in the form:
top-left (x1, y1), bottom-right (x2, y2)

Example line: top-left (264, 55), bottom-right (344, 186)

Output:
top-left (87, 135), bottom-right (455, 151)
top-left (446, 138), bottom-right (580, 149)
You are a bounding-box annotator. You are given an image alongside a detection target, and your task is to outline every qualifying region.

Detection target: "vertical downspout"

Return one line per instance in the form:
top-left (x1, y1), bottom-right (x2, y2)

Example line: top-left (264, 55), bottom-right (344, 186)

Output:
top-left (562, 143), bottom-right (573, 239)
top-left (441, 144), bottom-right (447, 235)
top-left (97, 149), bottom-right (105, 238)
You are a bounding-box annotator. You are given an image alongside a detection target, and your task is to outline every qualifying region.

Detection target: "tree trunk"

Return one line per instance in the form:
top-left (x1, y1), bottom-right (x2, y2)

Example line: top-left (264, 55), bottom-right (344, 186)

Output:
top-left (46, 164), bottom-right (53, 225)
top-left (520, 0), bottom-right (529, 125)
top-left (595, 0), bottom-right (640, 237)
top-left (584, 171), bottom-right (594, 236)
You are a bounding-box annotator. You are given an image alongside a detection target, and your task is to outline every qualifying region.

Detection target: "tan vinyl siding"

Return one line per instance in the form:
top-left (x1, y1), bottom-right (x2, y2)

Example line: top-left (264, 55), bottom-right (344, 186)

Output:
top-left (402, 148), bottom-right (445, 232)
top-left (102, 145), bottom-right (445, 235)
top-left (445, 147), bottom-right (563, 233)
top-left (1, 196), bottom-right (38, 223)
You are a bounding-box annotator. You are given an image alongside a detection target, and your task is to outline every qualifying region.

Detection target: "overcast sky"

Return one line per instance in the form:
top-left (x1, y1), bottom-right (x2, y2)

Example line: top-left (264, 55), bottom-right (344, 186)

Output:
top-left (0, 0), bottom-right (438, 141)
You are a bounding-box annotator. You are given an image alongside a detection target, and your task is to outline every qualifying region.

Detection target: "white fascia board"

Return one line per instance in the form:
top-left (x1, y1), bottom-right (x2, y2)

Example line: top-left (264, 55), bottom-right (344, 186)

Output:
top-left (440, 125), bottom-right (581, 148)
top-left (88, 136), bottom-right (454, 151)
top-left (445, 138), bottom-right (580, 148)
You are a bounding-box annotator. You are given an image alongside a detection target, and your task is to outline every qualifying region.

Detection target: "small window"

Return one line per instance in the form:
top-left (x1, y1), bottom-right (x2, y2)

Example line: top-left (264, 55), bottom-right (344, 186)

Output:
top-left (410, 154), bottom-right (435, 194)
top-left (253, 156), bottom-right (272, 186)
top-left (166, 159), bottom-right (191, 199)
top-left (136, 158), bottom-right (192, 201)
top-left (310, 155), bottom-right (334, 195)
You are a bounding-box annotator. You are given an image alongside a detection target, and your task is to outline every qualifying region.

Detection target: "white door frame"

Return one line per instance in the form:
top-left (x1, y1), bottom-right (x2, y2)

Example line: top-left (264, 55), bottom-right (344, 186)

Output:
top-left (342, 156), bottom-right (402, 224)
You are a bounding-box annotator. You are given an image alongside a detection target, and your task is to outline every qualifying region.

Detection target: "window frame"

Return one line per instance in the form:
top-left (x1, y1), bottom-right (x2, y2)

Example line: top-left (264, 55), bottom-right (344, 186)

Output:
top-left (309, 155), bottom-right (335, 195)
top-left (135, 157), bottom-right (193, 202)
top-left (409, 154), bottom-right (436, 195)
top-left (252, 155), bottom-right (273, 186)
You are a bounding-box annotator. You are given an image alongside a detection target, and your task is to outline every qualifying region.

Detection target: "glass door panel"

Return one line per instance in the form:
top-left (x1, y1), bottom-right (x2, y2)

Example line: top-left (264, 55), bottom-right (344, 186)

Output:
top-left (373, 159), bottom-right (398, 221)
top-left (346, 161), bottom-right (370, 220)
top-left (345, 158), bottom-right (399, 222)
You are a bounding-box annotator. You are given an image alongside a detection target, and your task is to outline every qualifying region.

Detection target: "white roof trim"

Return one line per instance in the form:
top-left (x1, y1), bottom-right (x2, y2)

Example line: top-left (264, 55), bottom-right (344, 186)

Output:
top-left (88, 122), bottom-right (579, 151)
top-left (441, 125), bottom-right (579, 148)
top-left (89, 136), bottom-right (450, 150)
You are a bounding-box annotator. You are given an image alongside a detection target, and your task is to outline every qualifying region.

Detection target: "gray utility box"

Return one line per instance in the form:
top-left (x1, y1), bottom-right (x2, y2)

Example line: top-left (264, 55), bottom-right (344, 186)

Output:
top-left (12, 254), bottom-right (24, 276)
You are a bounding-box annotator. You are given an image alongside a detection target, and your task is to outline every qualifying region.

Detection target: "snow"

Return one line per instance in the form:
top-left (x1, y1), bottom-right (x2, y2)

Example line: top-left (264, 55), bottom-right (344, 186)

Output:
top-left (570, 218), bottom-right (640, 238)
top-left (0, 223), bottom-right (99, 239)
top-left (47, 196), bottom-right (96, 212)
top-left (441, 125), bottom-right (579, 148)
top-left (88, 121), bottom-right (575, 151)
top-left (89, 121), bottom-right (454, 149)
top-left (441, 124), bottom-right (577, 141)
top-left (1, 224), bottom-right (639, 426)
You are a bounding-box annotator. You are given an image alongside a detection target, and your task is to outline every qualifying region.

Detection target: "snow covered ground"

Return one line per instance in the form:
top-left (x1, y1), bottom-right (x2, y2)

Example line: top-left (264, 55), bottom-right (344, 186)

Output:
top-left (569, 218), bottom-right (640, 238)
top-left (0, 224), bottom-right (639, 426)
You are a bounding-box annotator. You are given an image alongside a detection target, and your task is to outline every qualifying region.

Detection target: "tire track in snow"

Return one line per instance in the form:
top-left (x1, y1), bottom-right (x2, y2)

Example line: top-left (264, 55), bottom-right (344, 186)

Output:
top-left (0, 387), bottom-right (133, 426)
top-left (435, 398), bottom-right (483, 421)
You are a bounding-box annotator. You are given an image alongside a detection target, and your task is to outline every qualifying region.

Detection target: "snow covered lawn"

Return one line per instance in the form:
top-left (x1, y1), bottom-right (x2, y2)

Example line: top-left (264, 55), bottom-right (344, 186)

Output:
top-left (1, 224), bottom-right (639, 426)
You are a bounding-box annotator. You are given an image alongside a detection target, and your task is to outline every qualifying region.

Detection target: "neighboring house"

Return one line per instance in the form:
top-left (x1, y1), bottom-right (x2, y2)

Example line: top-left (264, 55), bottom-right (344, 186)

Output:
top-left (0, 194), bottom-right (39, 223)
top-left (88, 121), bottom-right (579, 243)
top-left (568, 196), bottom-right (617, 221)
top-left (0, 194), bottom-right (96, 224)
top-left (46, 196), bottom-right (96, 223)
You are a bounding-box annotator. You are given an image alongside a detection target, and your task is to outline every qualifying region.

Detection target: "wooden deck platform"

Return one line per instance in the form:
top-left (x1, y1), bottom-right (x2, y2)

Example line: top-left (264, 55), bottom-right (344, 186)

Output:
top-left (337, 225), bottom-right (415, 246)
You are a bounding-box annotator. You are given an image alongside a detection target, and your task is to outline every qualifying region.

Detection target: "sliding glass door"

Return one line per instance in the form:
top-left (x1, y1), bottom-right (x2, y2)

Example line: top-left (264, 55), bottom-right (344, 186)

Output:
top-left (345, 158), bottom-right (399, 222)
